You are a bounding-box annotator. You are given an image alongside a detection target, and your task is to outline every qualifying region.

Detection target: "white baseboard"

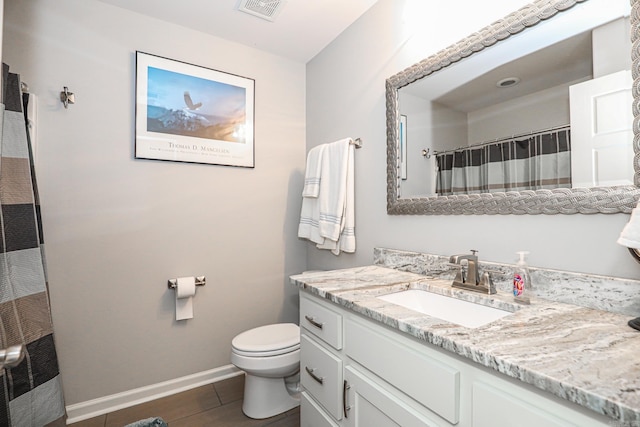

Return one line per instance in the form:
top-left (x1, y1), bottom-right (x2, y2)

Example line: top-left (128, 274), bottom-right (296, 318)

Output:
top-left (65, 365), bottom-right (243, 424)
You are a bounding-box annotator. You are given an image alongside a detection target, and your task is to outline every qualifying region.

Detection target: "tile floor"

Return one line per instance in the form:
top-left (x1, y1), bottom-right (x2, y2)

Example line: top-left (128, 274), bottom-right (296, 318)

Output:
top-left (68, 375), bottom-right (300, 427)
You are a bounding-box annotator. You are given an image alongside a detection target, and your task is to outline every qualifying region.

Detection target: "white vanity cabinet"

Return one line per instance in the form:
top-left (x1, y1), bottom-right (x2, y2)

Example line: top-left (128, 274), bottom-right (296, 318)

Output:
top-left (300, 292), bottom-right (448, 427)
top-left (299, 291), bottom-right (612, 427)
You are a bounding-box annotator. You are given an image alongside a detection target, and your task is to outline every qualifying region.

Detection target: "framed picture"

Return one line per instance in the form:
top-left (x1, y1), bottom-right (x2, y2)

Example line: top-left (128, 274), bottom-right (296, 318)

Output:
top-left (135, 51), bottom-right (255, 167)
top-left (400, 114), bottom-right (407, 180)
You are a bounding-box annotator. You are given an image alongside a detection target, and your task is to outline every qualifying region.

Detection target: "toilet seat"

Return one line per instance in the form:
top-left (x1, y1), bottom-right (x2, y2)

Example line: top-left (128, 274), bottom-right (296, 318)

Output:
top-left (232, 343), bottom-right (300, 357)
top-left (232, 323), bottom-right (300, 357)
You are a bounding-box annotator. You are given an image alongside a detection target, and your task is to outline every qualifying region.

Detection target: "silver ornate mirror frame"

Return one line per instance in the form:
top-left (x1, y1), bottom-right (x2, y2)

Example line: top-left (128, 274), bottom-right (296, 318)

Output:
top-left (386, 0), bottom-right (640, 215)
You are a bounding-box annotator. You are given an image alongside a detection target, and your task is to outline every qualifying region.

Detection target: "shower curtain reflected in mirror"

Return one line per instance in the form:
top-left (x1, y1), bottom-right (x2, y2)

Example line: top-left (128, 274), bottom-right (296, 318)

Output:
top-left (0, 64), bottom-right (65, 426)
top-left (435, 129), bottom-right (572, 195)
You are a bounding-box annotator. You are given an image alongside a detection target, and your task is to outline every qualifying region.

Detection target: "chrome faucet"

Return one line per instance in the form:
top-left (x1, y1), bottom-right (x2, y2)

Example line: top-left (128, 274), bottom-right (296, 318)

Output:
top-left (449, 251), bottom-right (479, 285)
top-left (449, 250), bottom-right (496, 294)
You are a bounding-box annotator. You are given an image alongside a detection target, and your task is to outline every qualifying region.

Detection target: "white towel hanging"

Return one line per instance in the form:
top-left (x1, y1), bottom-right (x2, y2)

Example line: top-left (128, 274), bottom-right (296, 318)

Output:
top-left (302, 145), bottom-right (324, 198)
top-left (298, 138), bottom-right (355, 255)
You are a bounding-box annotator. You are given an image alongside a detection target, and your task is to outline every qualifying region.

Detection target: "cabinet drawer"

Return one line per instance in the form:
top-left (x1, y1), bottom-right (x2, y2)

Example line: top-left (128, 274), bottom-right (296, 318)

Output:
top-left (300, 294), bottom-right (343, 350)
top-left (345, 319), bottom-right (460, 424)
top-left (301, 391), bottom-right (340, 427)
top-left (301, 334), bottom-right (343, 420)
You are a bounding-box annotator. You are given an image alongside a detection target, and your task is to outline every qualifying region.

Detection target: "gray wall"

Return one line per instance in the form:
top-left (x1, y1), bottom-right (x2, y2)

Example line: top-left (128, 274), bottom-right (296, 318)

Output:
top-left (397, 92), bottom-right (439, 197)
top-left (593, 17), bottom-right (631, 78)
top-left (467, 82), bottom-right (575, 143)
top-left (3, 0), bottom-right (306, 405)
top-left (305, 0), bottom-right (637, 279)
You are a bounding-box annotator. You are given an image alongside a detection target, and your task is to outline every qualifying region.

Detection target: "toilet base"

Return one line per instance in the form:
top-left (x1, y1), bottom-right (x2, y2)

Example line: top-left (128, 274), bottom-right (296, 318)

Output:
top-left (242, 373), bottom-right (300, 419)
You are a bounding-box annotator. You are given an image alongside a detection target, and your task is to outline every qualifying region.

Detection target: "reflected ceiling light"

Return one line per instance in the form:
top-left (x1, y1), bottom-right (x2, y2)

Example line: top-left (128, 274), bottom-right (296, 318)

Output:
top-left (496, 77), bottom-right (521, 88)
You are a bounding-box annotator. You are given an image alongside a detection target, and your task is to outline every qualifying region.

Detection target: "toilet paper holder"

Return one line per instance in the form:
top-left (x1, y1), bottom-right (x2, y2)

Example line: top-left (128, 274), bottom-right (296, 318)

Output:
top-left (167, 276), bottom-right (206, 289)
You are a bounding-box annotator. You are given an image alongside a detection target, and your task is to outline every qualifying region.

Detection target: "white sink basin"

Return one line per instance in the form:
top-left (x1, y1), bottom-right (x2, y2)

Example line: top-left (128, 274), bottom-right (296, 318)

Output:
top-left (377, 289), bottom-right (512, 328)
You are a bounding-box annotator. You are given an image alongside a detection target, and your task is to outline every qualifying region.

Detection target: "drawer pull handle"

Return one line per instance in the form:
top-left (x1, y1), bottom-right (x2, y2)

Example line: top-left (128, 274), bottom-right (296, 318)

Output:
top-left (305, 366), bottom-right (324, 385)
top-left (304, 315), bottom-right (324, 330)
top-left (343, 380), bottom-right (351, 418)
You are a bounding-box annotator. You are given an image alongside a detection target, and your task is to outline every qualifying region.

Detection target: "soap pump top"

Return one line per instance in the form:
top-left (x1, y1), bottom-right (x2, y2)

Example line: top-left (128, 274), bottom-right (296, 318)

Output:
top-left (513, 251), bottom-right (532, 304)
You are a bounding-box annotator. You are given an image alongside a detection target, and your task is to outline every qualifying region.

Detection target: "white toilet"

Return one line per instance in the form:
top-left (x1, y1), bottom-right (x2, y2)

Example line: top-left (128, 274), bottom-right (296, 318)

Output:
top-left (231, 323), bottom-right (301, 419)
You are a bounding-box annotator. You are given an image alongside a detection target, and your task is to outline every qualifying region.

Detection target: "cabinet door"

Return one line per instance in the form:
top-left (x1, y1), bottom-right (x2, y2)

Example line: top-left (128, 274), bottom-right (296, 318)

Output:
top-left (344, 366), bottom-right (442, 427)
top-left (301, 392), bottom-right (340, 427)
top-left (472, 382), bottom-right (576, 427)
top-left (345, 318), bottom-right (459, 423)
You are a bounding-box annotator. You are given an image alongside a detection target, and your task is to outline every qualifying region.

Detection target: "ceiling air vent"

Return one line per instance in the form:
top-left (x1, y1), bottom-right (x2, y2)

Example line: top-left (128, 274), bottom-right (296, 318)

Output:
top-left (237, 0), bottom-right (286, 22)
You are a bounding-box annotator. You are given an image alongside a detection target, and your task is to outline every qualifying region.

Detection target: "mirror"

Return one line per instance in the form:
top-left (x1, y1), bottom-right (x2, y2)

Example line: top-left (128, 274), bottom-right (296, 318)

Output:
top-left (386, 0), bottom-right (640, 214)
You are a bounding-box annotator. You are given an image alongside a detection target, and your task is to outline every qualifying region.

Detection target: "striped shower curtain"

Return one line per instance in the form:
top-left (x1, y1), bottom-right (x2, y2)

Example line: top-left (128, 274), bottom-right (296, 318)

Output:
top-left (436, 129), bottom-right (572, 195)
top-left (0, 65), bottom-right (65, 425)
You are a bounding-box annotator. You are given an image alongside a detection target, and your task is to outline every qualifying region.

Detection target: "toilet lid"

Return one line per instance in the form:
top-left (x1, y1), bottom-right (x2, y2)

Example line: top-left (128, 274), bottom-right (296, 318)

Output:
top-left (232, 323), bottom-right (300, 355)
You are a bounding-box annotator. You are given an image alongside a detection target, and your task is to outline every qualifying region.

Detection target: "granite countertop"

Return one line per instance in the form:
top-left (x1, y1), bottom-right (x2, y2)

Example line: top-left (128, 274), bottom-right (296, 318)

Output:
top-left (290, 265), bottom-right (640, 423)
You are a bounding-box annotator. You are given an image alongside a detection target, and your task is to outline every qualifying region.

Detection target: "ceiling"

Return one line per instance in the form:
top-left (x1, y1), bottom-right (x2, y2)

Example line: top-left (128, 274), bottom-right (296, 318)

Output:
top-left (434, 32), bottom-right (594, 113)
top-left (95, 0), bottom-right (379, 63)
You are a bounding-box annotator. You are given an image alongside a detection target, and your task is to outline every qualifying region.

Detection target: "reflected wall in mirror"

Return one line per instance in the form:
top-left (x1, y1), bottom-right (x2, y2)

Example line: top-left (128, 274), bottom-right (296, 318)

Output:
top-left (386, 0), bottom-right (640, 214)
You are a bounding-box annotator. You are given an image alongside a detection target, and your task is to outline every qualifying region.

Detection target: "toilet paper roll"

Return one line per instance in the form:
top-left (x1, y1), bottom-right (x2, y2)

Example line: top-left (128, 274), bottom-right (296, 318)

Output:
top-left (175, 276), bottom-right (196, 321)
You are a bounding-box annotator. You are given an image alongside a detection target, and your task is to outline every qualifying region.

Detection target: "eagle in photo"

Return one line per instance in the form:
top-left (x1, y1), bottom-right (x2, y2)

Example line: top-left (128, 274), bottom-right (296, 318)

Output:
top-left (184, 91), bottom-right (202, 110)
